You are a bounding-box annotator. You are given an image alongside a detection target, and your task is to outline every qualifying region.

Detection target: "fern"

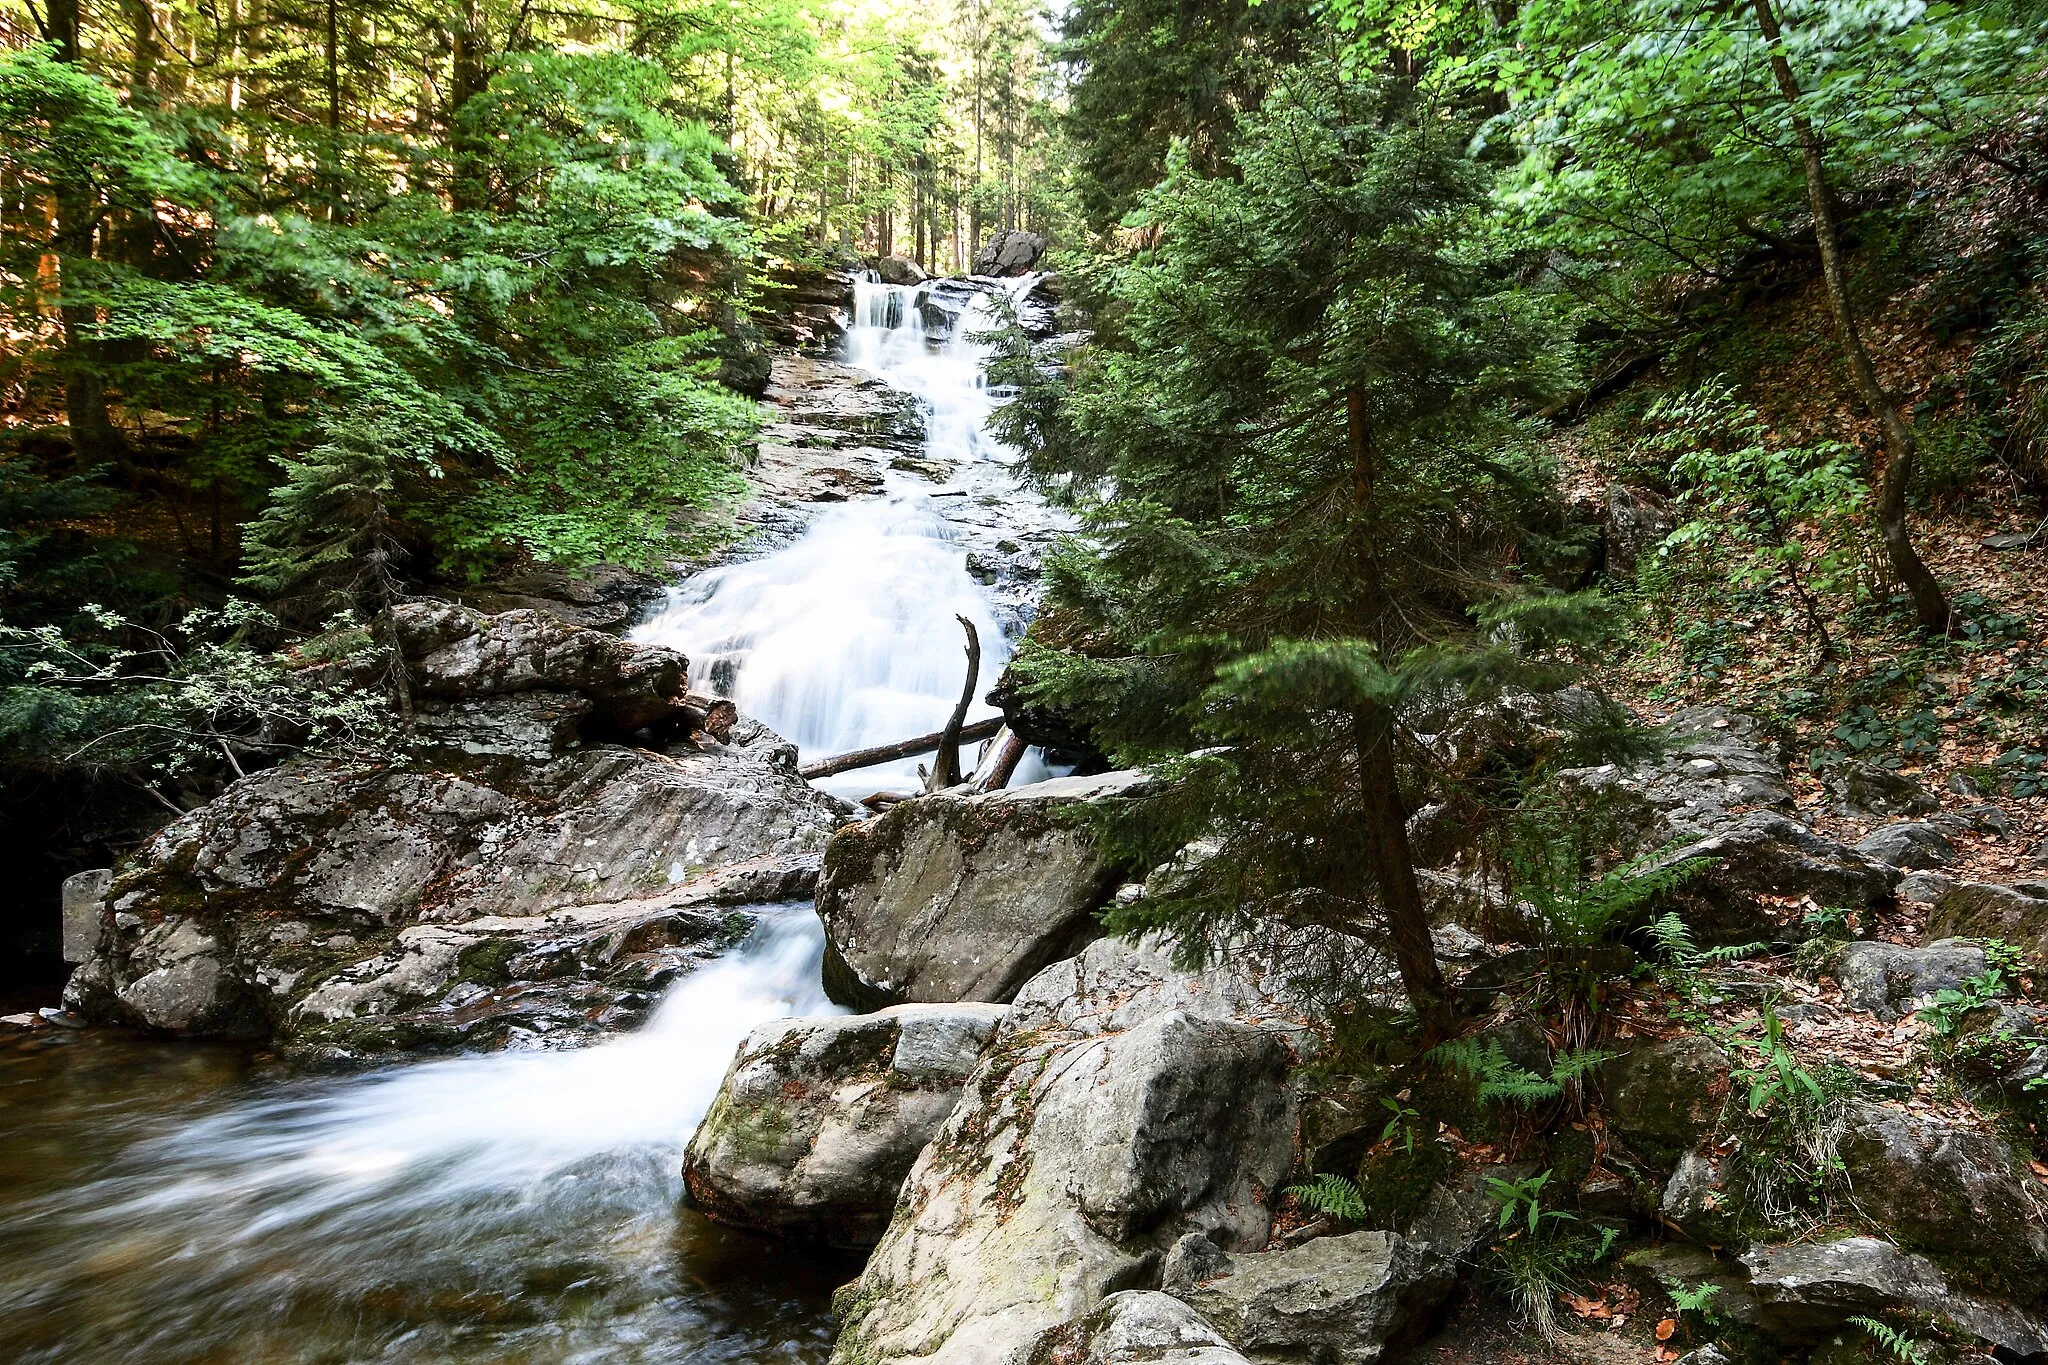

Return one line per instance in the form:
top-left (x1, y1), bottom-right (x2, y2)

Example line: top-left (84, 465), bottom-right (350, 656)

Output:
top-left (1431, 1039), bottom-right (1614, 1106)
top-left (1288, 1172), bottom-right (1368, 1223)
top-left (1849, 1317), bottom-right (1927, 1365)
top-left (1669, 1280), bottom-right (1721, 1324)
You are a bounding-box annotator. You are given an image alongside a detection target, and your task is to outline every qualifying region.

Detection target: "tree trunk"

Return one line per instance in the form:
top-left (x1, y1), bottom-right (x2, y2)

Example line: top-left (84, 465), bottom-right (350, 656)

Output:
top-left (1749, 0), bottom-right (1949, 633)
top-left (45, 0), bottom-right (127, 467)
top-left (1353, 708), bottom-right (1451, 1039)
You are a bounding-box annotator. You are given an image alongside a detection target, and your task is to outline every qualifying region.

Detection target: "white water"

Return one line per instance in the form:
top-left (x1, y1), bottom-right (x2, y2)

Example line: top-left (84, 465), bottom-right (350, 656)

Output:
top-left (2, 276), bottom-right (1048, 1363)
top-left (635, 276), bottom-right (1046, 798)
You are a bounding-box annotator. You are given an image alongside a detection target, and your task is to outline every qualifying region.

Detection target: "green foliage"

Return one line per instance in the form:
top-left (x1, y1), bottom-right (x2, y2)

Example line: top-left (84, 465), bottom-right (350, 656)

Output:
top-left (1379, 1093), bottom-right (1423, 1153)
top-left (1848, 1316), bottom-right (1929, 1365)
top-left (1649, 378), bottom-right (1875, 659)
top-left (1487, 1168), bottom-right (1576, 1235)
top-left (1288, 1172), bottom-right (1370, 1223)
top-left (1668, 1280), bottom-right (1723, 1327)
top-left (1431, 1037), bottom-right (1615, 1108)
top-left (1480, 1167), bottom-right (1621, 1340)
top-left (0, 602), bottom-right (393, 799)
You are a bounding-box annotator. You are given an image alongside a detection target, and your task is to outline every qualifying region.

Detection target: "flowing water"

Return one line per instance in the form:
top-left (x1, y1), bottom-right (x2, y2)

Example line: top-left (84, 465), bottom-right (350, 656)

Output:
top-left (635, 275), bottom-right (1050, 799)
top-left (0, 280), bottom-right (1040, 1361)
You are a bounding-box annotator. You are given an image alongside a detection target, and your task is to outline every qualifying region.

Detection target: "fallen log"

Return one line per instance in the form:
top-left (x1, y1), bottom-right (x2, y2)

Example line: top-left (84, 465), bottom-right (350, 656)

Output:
top-left (975, 731), bottom-right (1029, 793)
top-left (678, 692), bottom-right (738, 743)
top-left (799, 716), bottom-right (1004, 780)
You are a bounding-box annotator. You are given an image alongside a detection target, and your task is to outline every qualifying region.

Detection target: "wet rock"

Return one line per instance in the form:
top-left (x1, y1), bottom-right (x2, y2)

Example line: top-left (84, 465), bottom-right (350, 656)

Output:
top-left (1829, 939), bottom-right (1987, 1021)
top-left (814, 770), bottom-right (1148, 1009)
top-left (1926, 882), bottom-right (2048, 971)
top-left (1741, 1236), bottom-right (2048, 1358)
top-left (1853, 821), bottom-right (1956, 871)
top-left (828, 935), bottom-right (1303, 1365)
top-left (875, 255), bottom-right (929, 286)
top-left (1170, 1230), bottom-right (1459, 1365)
top-left (1602, 1033), bottom-right (1732, 1164)
top-left (1836, 1103), bottom-right (2048, 1301)
top-left (60, 868), bottom-right (112, 963)
top-left (684, 1003), bottom-right (1007, 1247)
top-left (1824, 764), bottom-right (1939, 819)
top-left (64, 716), bottom-right (845, 1054)
top-left (1029, 1291), bottom-right (1251, 1365)
top-left (973, 230), bottom-right (1047, 277)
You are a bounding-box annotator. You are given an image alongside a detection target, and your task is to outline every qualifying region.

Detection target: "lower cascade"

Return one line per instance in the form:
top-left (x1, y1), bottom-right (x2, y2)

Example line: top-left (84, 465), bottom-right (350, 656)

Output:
top-left (1, 280), bottom-right (1052, 1362)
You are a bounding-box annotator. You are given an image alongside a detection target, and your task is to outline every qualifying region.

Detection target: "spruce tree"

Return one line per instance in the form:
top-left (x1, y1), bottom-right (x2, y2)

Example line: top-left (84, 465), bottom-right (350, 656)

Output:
top-left (995, 68), bottom-right (1600, 1038)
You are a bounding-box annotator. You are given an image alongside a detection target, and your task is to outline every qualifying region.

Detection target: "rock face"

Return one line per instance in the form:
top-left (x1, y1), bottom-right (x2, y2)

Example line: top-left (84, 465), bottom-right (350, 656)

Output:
top-left (1836, 1102), bottom-right (2048, 1303)
top-left (1601, 1033), bottom-right (1732, 1162)
top-left (64, 607), bottom-right (850, 1059)
top-left (1555, 708), bottom-right (1898, 939)
top-left (1829, 939), bottom-right (1988, 1021)
top-left (875, 255), bottom-right (929, 286)
top-left (1030, 1292), bottom-right (1252, 1365)
top-left (1853, 820), bottom-right (1955, 870)
top-left (1926, 881), bottom-right (2048, 970)
top-left (814, 770), bottom-right (1147, 1009)
top-left (829, 936), bottom-right (1303, 1365)
top-left (1741, 1236), bottom-right (2048, 1359)
top-left (1823, 763), bottom-right (1939, 818)
top-left (1169, 1231), bottom-right (1461, 1365)
top-left (1604, 483), bottom-right (1677, 575)
top-left (973, 230), bottom-right (1046, 277)
top-left (684, 1003), bottom-right (1007, 1248)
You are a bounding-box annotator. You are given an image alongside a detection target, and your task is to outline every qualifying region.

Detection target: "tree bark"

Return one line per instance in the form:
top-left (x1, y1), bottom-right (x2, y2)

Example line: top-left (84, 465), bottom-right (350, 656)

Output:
top-left (1749, 0), bottom-right (1950, 633)
top-left (925, 615), bottom-right (982, 792)
top-left (1352, 707), bottom-right (1452, 1040)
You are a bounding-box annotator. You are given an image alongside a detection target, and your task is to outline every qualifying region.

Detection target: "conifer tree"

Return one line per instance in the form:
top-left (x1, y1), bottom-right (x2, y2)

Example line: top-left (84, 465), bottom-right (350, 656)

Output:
top-left (995, 68), bottom-right (1601, 1038)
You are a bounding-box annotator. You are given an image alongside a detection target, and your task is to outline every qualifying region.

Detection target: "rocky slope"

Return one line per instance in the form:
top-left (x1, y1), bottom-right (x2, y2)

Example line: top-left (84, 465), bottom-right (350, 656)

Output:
top-left (61, 601), bottom-right (850, 1064)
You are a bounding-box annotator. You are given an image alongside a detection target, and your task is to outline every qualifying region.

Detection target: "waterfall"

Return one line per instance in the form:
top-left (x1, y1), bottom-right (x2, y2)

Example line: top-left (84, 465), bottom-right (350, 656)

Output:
top-left (635, 275), bottom-right (1048, 797)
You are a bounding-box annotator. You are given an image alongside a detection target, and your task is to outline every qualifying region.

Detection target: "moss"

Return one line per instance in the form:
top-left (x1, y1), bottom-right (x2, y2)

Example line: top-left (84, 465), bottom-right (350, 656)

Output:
top-left (1352, 1137), bottom-right (1458, 1231)
top-left (457, 938), bottom-right (520, 986)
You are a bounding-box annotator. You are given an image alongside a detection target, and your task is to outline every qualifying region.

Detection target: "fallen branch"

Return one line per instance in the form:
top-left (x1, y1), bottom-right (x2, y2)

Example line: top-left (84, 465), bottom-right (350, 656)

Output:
top-left (926, 616), bottom-right (982, 793)
top-left (679, 692), bottom-right (738, 743)
top-left (973, 729), bottom-right (1028, 793)
top-left (799, 716), bottom-right (1004, 780)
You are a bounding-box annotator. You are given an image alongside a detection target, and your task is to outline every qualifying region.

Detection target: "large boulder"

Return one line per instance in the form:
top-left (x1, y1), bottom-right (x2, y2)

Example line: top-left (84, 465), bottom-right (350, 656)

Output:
top-left (973, 230), bottom-right (1047, 277)
top-left (1823, 763), bottom-right (1939, 819)
top-left (1829, 939), bottom-right (1988, 1021)
top-left (394, 600), bottom-right (692, 737)
top-left (1029, 1292), bottom-right (1252, 1365)
top-left (1926, 882), bottom-right (2048, 971)
top-left (1602, 1032), bottom-right (1732, 1165)
top-left (828, 936), bottom-right (1304, 1365)
top-left (1836, 1102), bottom-right (2048, 1304)
top-left (63, 605), bottom-right (850, 1059)
top-left (684, 1003), bottom-right (1007, 1247)
top-left (814, 771), bottom-right (1147, 1009)
top-left (874, 255), bottom-right (929, 286)
top-left (1168, 1231), bottom-right (1462, 1365)
top-left (1741, 1236), bottom-right (2048, 1359)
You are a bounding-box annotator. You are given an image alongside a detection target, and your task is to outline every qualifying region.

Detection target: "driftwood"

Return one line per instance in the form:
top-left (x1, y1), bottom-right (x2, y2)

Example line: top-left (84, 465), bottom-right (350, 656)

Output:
top-left (859, 791), bottom-right (915, 813)
top-left (678, 692), bottom-right (738, 743)
top-left (798, 716), bottom-right (1004, 780)
top-left (925, 616), bottom-right (983, 794)
top-left (975, 731), bottom-right (1028, 793)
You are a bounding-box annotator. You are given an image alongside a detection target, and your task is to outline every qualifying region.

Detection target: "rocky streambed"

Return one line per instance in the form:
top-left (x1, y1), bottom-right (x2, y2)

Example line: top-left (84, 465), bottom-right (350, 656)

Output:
top-left (11, 270), bottom-right (2048, 1365)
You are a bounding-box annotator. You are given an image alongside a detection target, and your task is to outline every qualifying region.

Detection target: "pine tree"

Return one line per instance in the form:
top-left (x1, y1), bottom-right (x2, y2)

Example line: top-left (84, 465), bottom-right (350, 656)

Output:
top-left (996, 68), bottom-right (1601, 1038)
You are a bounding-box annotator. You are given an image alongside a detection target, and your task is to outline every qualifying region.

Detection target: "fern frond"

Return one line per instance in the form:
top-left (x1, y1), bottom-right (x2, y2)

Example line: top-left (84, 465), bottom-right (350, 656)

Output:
top-left (1288, 1172), bottom-right (1368, 1223)
top-left (1848, 1317), bottom-right (1927, 1365)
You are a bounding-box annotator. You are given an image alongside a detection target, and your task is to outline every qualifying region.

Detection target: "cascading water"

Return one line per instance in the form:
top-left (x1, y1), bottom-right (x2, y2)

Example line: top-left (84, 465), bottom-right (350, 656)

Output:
top-left (635, 274), bottom-right (1050, 797)
top-left (0, 273), bottom-right (1051, 1363)
top-left (0, 907), bottom-right (850, 1363)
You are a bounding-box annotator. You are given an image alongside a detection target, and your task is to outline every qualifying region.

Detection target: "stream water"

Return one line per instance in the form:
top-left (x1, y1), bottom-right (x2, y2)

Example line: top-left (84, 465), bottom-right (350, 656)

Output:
top-left (0, 278), bottom-right (1037, 1362)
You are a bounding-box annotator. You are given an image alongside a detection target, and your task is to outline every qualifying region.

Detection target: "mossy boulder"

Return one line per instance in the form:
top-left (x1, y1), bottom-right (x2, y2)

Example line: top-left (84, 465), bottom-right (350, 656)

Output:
top-left (683, 1003), bottom-right (1008, 1248)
